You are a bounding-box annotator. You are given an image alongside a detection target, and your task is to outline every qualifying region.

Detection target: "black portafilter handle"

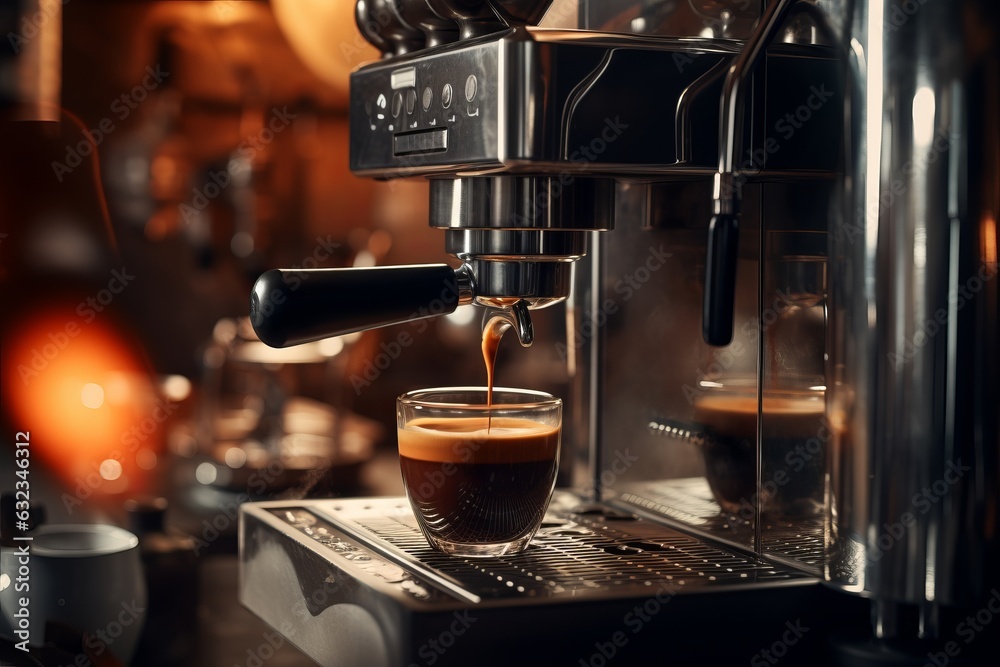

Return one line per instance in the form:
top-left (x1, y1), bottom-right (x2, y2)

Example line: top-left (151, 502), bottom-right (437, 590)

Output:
top-left (703, 212), bottom-right (740, 346)
top-left (250, 264), bottom-right (468, 348)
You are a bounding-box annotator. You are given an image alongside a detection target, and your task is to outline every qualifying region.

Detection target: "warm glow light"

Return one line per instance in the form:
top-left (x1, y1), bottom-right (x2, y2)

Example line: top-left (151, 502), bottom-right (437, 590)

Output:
top-left (136, 449), bottom-right (158, 470)
top-left (81, 382), bottom-right (105, 409)
top-left (912, 86), bottom-right (936, 148)
top-left (3, 309), bottom-right (155, 489)
top-left (352, 250), bottom-right (376, 267)
top-left (983, 212), bottom-right (998, 266)
top-left (224, 447), bottom-right (248, 469)
top-left (196, 462), bottom-right (218, 485)
top-left (99, 459), bottom-right (123, 481)
top-left (271, 0), bottom-right (377, 95)
top-left (162, 374), bottom-right (192, 401)
top-left (368, 229), bottom-right (392, 257)
top-left (203, 346), bottom-right (225, 369)
top-left (170, 433), bottom-right (199, 457)
top-left (103, 372), bottom-right (134, 405)
top-left (231, 231), bottom-right (254, 258)
top-left (445, 306), bottom-right (477, 327)
top-left (318, 337), bottom-right (344, 357)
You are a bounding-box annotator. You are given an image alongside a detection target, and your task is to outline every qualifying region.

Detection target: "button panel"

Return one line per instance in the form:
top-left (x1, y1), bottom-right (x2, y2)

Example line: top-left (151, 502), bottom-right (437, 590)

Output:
top-left (366, 66), bottom-right (487, 129)
top-left (350, 38), bottom-right (500, 174)
top-left (351, 31), bottom-right (792, 179)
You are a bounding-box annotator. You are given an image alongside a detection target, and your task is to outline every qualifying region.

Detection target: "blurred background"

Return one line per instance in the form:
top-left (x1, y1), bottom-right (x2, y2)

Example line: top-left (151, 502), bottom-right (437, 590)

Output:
top-left (0, 1), bottom-right (570, 664)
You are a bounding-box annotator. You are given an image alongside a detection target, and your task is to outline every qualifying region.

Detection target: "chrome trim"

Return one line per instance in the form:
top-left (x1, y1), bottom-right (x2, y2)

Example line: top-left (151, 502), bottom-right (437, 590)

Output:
top-left (445, 229), bottom-right (587, 259)
top-left (825, 0), bottom-right (1000, 632)
top-left (481, 299), bottom-right (533, 347)
top-left (453, 262), bottom-right (475, 305)
top-left (714, 0), bottom-right (797, 211)
top-left (429, 176), bottom-right (614, 230)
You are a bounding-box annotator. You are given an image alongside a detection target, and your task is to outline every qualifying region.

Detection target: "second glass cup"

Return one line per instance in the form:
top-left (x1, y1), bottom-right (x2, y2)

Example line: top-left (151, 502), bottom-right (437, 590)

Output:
top-left (396, 387), bottom-right (561, 557)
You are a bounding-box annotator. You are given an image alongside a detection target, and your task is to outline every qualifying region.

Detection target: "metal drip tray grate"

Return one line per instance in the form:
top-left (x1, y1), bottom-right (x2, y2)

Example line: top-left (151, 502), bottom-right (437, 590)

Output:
top-left (306, 494), bottom-right (814, 602)
top-left (615, 479), bottom-right (825, 569)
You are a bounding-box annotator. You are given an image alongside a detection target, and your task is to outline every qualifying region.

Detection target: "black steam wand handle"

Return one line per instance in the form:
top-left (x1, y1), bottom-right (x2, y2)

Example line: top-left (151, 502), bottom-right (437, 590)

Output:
top-left (703, 0), bottom-right (796, 346)
top-left (703, 212), bottom-right (740, 346)
top-left (250, 264), bottom-right (472, 348)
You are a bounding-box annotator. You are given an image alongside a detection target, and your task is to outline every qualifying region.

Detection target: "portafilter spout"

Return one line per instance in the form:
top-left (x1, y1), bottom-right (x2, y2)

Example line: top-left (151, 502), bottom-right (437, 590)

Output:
top-left (482, 299), bottom-right (533, 347)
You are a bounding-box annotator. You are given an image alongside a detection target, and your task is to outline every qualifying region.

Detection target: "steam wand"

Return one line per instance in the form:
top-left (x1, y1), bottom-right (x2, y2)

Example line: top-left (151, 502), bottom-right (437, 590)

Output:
top-left (704, 0), bottom-right (795, 346)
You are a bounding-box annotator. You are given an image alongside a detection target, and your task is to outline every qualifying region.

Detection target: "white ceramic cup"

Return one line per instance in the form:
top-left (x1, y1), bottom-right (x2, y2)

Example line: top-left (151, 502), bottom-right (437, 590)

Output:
top-left (0, 524), bottom-right (147, 662)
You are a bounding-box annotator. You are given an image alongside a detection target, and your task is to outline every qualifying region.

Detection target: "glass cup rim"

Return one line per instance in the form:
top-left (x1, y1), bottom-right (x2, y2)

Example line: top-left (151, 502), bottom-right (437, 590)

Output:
top-left (696, 373), bottom-right (826, 400)
top-left (398, 386), bottom-right (561, 410)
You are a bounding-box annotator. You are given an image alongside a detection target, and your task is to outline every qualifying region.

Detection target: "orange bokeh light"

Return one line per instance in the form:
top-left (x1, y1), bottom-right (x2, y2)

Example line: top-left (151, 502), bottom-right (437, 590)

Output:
top-left (3, 309), bottom-right (158, 491)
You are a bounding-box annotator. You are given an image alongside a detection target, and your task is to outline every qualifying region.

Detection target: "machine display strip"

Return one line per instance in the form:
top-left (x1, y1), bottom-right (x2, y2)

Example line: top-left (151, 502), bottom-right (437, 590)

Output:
top-left (390, 67), bottom-right (416, 89)
top-left (393, 128), bottom-right (448, 156)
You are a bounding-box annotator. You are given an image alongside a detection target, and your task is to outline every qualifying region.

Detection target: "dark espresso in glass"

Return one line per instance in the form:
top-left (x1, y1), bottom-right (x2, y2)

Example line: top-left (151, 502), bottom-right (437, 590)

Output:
top-left (693, 394), bottom-right (825, 516)
top-left (398, 416), bottom-right (560, 548)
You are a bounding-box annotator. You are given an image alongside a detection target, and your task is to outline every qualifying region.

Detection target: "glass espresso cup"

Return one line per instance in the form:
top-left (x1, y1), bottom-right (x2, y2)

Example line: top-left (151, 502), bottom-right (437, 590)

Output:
top-left (397, 387), bottom-right (561, 557)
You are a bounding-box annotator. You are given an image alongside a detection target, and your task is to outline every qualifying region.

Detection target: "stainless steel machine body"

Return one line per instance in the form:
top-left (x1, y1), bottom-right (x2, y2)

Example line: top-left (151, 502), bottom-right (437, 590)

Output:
top-left (242, 1), bottom-right (999, 664)
top-left (823, 0), bottom-right (1000, 638)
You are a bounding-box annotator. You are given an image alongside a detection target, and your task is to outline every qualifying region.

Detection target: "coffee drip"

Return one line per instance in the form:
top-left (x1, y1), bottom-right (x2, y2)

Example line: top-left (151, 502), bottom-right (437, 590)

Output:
top-left (480, 300), bottom-right (533, 430)
top-left (482, 319), bottom-right (502, 428)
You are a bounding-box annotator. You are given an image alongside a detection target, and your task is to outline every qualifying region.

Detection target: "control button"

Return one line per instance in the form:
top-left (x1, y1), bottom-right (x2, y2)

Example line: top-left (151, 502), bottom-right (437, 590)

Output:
top-left (391, 92), bottom-right (402, 118)
top-left (441, 83), bottom-right (453, 109)
top-left (422, 86), bottom-right (433, 111)
top-left (465, 75), bottom-right (477, 102)
top-left (405, 88), bottom-right (417, 115)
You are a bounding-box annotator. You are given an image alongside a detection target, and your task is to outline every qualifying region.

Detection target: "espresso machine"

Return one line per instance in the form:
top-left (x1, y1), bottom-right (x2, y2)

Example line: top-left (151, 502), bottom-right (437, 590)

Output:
top-left (240, 1), bottom-right (999, 665)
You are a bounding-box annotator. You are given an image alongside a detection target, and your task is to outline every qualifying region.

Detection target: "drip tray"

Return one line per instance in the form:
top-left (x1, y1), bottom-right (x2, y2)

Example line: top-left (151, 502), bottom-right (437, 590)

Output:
top-left (312, 493), bottom-right (809, 601)
top-left (240, 493), bottom-right (827, 667)
top-left (616, 478), bottom-right (826, 570)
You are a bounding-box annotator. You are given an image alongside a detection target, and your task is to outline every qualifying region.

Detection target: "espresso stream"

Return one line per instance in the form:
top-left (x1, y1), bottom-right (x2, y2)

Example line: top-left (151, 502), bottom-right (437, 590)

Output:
top-left (481, 316), bottom-right (505, 429)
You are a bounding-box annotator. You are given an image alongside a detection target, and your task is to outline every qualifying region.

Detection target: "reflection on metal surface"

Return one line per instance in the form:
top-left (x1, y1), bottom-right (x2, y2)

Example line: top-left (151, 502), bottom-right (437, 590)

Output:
top-left (481, 299), bottom-right (533, 348)
top-left (825, 0), bottom-right (1000, 642)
